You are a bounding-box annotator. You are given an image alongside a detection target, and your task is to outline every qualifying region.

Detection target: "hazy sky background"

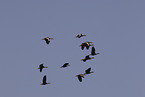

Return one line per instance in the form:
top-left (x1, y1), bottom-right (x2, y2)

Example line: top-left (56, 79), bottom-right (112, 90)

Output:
top-left (0, 0), bottom-right (145, 97)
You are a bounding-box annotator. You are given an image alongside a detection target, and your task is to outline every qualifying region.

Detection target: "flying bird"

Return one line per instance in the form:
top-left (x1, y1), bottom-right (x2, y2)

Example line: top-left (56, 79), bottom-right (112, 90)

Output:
top-left (60, 63), bottom-right (70, 68)
top-left (81, 55), bottom-right (94, 62)
top-left (38, 64), bottom-right (48, 72)
top-left (76, 34), bottom-right (86, 38)
top-left (40, 75), bottom-right (51, 85)
top-left (80, 41), bottom-right (93, 50)
top-left (75, 74), bottom-right (85, 82)
top-left (42, 37), bottom-right (53, 45)
top-left (84, 67), bottom-right (94, 75)
top-left (90, 46), bottom-right (100, 56)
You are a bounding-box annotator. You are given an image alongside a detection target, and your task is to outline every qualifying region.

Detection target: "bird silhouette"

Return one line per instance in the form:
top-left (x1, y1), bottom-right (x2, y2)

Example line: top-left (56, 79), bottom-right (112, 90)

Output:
top-left (76, 34), bottom-right (86, 38)
top-left (75, 74), bottom-right (85, 82)
top-left (38, 64), bottom-right (48, 72)
top-left (81, 55), bottom-right (94, 62)
top-left (40, 75), bottom-right (51, 85)
top-left (84, 67), bottom-right (94, 75)
top-left (80, 41), bottom-right (93, 50)
top-left (42, 37), bottom-right (53, 45)
top-left (90, 46), bottom-right (100, 56)
top-left (60, 63), bottom-right (70, 68)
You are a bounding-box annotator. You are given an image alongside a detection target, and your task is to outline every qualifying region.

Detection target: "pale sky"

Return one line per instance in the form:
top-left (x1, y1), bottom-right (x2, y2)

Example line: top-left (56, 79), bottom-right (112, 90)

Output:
top-left (0, 0), bottom-right (145, 97)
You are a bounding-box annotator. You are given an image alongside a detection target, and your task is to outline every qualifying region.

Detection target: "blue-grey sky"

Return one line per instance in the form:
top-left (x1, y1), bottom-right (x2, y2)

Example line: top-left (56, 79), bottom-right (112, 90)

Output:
top-left (0, 0), bottom-right (145, 97)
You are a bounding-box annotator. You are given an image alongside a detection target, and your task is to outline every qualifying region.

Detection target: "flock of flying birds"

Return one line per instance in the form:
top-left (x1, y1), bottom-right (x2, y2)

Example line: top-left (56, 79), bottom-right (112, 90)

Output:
top-left (38, 34), bottom-right (100, 85)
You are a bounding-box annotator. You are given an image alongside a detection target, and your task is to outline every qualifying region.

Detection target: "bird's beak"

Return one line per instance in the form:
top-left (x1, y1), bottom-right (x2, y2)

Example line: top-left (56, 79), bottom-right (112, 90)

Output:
top-left (44, 66), bottom-right (48, 68)
top-left (38, 67), bottom-right (40, 69)
top-left (42, 39), bottom-right (44, 40)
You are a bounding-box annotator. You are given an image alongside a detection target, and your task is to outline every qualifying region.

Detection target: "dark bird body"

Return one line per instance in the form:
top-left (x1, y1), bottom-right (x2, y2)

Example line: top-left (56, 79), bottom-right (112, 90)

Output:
top-left (80, 41), bottom-right (93, 50)
top-left (42, 37), bottom-right (53, 45)
top-left (90, 46), bottom-right (100, 56)
top-left (81, 55), bottom-right (94, 62)
top-left (84, 67), bottom-right (94, 75)
top-left (40, 75), bottom-right (51, 85)
top-left (60, 63), bottom-right (70, 68)
top-left (38, 64), bottom-right (48, 72)
top-left (76, 34), bottom-right (86, 38)
top-left (75, 74), bottom-right (85, 82)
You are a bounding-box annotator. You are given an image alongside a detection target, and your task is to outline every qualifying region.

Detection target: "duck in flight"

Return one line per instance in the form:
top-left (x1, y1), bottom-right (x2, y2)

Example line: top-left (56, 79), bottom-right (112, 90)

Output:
top-left (84, 67), bottom-right (94, 75)
top-left (40, 75), bottom-right (51, 85)
top-left (42, 37), bottom-right (53, 45)
top-left (60, 63), bottom-right (70, 68)
top-left (81, 55), bottom-right (94, 62)
top-left (75, 74), bottom-right (85, 82)
top-left (76, 34), bottom-right (86, 38)
top-left (38, 64), bottom-right (48, 72)
top-left (80, 41), bottom-right (93, 50)
top-left (90, 46), bottom-right (100, 56)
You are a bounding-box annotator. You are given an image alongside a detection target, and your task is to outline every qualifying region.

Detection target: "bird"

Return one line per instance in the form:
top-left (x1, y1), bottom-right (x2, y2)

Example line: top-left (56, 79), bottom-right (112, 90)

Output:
top-left (84, 67), bottom-right (94, 75)
top-left (90, 46), bottom-right (100, 56)
top-left (76, 34), bottom-right (86, 38)
top-left (42, 37), bottom-right (53, 45)
top-left (75, 74), bottom-right (85, 82)
top-left (40, 75), bottom-right (51, 85)
top-left (60, 63), bottom-right (70, 68)
top-left (38, 64), bottom-right (48, 72)
top-left (80, 41), bottom-right (93, 50)
top-left (81, 55), bottom-right (94, 62)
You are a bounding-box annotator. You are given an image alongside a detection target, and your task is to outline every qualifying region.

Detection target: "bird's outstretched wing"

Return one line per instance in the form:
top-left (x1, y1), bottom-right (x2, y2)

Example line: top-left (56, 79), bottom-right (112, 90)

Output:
top-left (91, 47), bottom-right (96, 55)
top-left (81, 46), bottom-right (84, 50)
top-left (78, 75), bottom-right (82, 82)
top-left (86, 45), bottom-right (89, 50)
top-left (43, 75), bottom-right (47, 84)
top-left (40, 68), bottom-right (43, 72)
